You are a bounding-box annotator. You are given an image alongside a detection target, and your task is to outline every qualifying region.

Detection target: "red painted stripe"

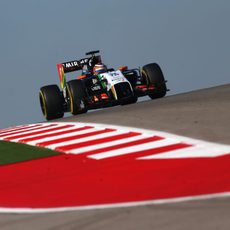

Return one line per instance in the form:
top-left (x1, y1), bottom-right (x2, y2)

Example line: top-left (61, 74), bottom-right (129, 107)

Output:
top-left (0, 124), bottom-right (42, 136)
top-left (37, 128), bottom-right (116, 147)
top-left (102, 143), bottom-right (193, 160)
top-left (5, 125), bottom-right (74, 141)
top-left (56, 132), bottom-right (142, 152)
top-left (19, 126), bottom-right (94, 143)
top-left (0, 124), bottom-right (57, 138)
top-left (0, 125), bottom-right (27, 133)
top-left (79, 135), bottom-right (164, 156)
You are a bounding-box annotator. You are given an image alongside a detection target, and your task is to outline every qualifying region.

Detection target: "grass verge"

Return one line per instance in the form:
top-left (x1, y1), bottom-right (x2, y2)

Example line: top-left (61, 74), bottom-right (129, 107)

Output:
top-left (0, 140), bottom-right (59, 165)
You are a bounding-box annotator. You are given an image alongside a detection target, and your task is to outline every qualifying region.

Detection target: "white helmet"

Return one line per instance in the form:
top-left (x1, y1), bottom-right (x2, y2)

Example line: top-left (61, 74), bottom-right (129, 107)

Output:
top-left (93, 63), bottom-right (107, 74)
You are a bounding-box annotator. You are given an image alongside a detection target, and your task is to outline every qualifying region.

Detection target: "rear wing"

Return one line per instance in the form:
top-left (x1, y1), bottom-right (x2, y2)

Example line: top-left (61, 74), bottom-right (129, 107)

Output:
top-left (57, 55), bottom-right (101, 89)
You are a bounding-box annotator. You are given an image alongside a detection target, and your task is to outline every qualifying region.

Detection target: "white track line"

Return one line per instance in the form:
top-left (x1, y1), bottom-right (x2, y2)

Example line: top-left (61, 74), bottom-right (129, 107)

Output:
top-left (0, 192), bottom-right (230, 214)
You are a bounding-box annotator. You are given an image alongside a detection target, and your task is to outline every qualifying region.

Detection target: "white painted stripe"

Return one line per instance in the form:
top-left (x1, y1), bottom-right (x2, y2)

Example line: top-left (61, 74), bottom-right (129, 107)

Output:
top-left (46, 130), bottom-right (124, 150)
top-left (0, 124), bottom-right (60, 140)
top-left (0, 124), bottom-right (30, 133)
top-left (88, 139), bottom-right (180, 160)
top-left (21, 125), bottom-right (76, 137)
top-left (16, 125), bottom-right (86, 143)
top-left (0, 192), bottom-right (229, 214)
top-left (0, 124), bottom-right (42, 135)
top-left (139, 144), bottom-right (230, 159)
top-left (6, 125), bottom-right (79, 143)
top-left (27, 126), bottom-right (96, 145)
top-left (68, 134), bottom-right (150, 155)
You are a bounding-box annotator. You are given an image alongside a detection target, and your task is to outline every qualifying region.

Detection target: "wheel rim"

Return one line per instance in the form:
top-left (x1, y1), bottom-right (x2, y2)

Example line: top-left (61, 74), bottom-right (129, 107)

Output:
top-left (141, 70), bottom-right (150, 85)
top-left (66, 86), bottom-right (74, 113)
top-left (39, 91), bottom-right (48, 118)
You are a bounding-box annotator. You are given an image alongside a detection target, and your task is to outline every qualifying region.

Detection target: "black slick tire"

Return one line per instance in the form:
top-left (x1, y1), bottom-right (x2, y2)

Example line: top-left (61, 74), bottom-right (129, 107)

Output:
top-left (67, 80), bottom-right (88, 115)
top-left (39, 85), bottom-right (64, 120)
top-left (142, 63), bottom-right (167, 99)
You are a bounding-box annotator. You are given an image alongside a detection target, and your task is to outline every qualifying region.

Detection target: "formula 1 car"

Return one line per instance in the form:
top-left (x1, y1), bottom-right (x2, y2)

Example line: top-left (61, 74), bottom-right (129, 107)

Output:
top-left (39, 50), bottom-right (168, 120)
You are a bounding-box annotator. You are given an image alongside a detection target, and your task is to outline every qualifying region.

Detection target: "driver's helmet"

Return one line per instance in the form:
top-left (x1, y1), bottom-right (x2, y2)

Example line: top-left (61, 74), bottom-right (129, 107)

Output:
top-left (93, 63), bottom-right (107, 74)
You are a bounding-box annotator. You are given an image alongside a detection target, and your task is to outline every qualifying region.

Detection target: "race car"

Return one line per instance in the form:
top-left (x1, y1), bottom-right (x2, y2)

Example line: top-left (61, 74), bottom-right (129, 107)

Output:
top-left (39, 50), bottom-right (168, 120)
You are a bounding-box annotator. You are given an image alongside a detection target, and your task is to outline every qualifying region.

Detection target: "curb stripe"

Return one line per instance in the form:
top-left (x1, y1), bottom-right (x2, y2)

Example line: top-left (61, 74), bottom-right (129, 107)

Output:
top-left (87, 138), bottom-right (179, 159)
top-left (49, 130), bottom-right (128, 150)
top-left (89, 142), bottom-right (192, 160)
top-left (0, 124), bottom-right (41, 135)
top-left (56, 132), bottom-right (142, 152)
top-left (37, 128), bottom-right (116, 147)
top-left (0, 124), bottom-right (58, 139)
top-left (76, 135), bottom-right (164, 156)
top-left (140, 146), bottom-right (230, 159)
top-left (1, 122), bottom-right (230, 160)
top-left (19, 126), bottom-right (92, 143)
top-left (31, 126), bottom-right (94, 145)
top-left (5, 125), bottom-right (74, 141)
top-left (69, 135), bottom-right (153, 155)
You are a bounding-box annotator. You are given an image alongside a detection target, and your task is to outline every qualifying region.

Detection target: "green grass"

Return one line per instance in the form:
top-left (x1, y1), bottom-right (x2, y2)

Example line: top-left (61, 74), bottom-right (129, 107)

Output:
top-left (0, 141), bottom-right (60, 165)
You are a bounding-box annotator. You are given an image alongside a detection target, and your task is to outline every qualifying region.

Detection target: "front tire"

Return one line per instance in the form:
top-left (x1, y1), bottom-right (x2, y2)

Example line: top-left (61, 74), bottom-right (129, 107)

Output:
top-left (142, 63), bottom-right (167, 99)
top-left (39, 85), bottom-right (64, 120)
top-left (67, 80), bottom-right (88, 115)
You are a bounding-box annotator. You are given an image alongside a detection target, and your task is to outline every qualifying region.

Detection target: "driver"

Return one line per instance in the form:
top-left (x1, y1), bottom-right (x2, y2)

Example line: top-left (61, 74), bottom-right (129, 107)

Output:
top-left (93, 63), bottom-right (107, 75)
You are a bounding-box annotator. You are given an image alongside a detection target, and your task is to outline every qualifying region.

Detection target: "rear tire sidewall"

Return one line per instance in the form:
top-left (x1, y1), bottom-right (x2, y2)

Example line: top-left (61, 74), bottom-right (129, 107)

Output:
top-left (39, 85), bottom-right (64, 120)
top-left (67, 80), bottom-right (88, 115)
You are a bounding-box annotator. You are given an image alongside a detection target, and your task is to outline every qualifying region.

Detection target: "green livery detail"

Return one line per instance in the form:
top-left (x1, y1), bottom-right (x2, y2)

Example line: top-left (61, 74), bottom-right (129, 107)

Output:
top-left (98, 74), bottom-right (107, 89)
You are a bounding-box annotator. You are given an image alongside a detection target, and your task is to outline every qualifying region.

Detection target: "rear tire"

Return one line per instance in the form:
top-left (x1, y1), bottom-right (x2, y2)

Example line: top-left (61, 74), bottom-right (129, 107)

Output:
top-left (67, 80), bottom-right (88, 115)
top-left (39, 85), bottom-right (64, 120)
top-left (142, 63), bottom-right (167, 99)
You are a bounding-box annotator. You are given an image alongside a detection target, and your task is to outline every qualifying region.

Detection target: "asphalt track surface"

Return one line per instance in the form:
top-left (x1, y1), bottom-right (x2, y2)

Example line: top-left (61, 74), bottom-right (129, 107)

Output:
top-left (0, 84), bottom-right (229, 230)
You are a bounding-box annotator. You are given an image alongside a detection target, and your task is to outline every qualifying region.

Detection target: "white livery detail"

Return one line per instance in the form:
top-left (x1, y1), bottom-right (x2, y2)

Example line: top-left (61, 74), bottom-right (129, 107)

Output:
top-left (100, 70), bottom-right (132, 90)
